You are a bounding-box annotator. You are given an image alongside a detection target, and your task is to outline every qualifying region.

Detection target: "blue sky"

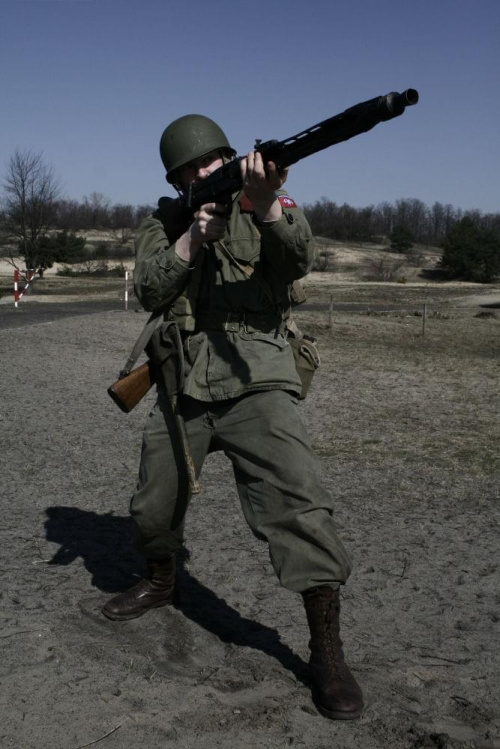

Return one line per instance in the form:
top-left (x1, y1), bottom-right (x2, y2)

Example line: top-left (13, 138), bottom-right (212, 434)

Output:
top-left (1, 0), bottom-right (499, 213)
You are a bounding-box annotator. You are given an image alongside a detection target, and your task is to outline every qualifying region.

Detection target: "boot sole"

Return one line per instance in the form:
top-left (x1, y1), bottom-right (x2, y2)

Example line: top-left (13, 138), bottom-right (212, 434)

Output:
top-left (101, 599), bottom-right (173, 621)
top-left (312, 691), bottom-right (363, 721)
top-left (316, 704), bottom-right (363, 720)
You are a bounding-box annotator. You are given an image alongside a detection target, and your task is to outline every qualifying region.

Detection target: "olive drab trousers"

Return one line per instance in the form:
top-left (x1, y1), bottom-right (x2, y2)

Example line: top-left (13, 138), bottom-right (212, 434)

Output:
top-left (130, 389), bottom-right (351, 593)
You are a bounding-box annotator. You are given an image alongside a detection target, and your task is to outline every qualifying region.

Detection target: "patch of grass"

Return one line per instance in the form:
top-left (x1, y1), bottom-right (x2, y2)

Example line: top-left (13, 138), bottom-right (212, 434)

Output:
top-left (299, 280), bottom-right (499, 486)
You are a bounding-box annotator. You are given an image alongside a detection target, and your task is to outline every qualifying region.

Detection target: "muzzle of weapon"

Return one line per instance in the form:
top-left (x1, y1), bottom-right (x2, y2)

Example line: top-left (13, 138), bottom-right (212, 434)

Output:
top-left (380, 89), bottom-right (419, 119)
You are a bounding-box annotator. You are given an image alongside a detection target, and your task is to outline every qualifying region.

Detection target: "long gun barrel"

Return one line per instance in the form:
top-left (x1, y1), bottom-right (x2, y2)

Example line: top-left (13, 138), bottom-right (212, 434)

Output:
top-left (181, 88), bottom-right (419, 210)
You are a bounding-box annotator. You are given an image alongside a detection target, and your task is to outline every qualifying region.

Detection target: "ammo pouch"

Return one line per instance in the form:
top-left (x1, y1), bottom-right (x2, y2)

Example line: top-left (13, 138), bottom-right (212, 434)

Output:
top-left (287, 332), bottom-right (320, 400)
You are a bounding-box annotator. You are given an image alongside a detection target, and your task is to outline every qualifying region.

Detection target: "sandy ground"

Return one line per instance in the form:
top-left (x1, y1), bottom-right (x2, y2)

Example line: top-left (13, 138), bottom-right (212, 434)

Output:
top-left (0, 285), bottom-right (499, 749)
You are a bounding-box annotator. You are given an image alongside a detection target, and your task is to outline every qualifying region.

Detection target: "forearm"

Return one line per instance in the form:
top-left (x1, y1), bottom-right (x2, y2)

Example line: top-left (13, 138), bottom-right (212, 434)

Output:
top-left (252, 194), bottom-right (283, 224)
top-left (240, 154), bottom-right (313, 278)
top-left (174, 224), bottom-right (204, 264)
top-left (134, 215), bottom-right (194, 312)
top-left (259, 206), bottom-right (315, 281)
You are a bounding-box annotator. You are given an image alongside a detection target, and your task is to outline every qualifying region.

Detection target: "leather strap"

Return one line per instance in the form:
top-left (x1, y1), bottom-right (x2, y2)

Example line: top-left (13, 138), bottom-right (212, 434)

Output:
top-left (118, 310), bottom-right (165, 378)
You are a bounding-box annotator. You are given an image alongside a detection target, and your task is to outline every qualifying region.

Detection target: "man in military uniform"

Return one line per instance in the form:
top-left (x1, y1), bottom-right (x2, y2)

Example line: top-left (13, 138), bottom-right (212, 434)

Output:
top-left (103, 115), bottom-right (363, 720)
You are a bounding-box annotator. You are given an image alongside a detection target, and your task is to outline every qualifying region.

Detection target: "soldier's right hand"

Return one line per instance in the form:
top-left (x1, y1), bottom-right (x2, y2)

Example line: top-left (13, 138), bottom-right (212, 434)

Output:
top-left (189, 202), bottom-right (228, 243)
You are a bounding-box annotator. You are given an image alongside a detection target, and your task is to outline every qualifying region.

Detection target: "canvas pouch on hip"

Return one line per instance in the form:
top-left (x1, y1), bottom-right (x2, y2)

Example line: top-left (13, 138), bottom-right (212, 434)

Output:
top-left (287, 332), bottom-right (320, 399)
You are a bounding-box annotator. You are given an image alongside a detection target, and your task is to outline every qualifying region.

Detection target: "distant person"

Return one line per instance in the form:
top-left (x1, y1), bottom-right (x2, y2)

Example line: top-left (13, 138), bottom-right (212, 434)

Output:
top-left (103, 115), bottom-right (363, 720)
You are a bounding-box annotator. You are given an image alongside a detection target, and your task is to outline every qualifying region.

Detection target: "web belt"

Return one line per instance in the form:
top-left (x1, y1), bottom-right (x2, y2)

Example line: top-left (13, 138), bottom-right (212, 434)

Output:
top-left (196, 310), bottom-right (286, 335)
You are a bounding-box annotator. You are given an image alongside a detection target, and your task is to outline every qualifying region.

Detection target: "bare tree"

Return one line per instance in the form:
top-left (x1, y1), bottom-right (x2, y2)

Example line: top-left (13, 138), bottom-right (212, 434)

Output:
top-left (2, 149), bottom-right (61, 274)
top-left (82, 191), bottom-right (111, 229)
top-left (111, 203), bottom-right (135, 248)
top-left (375, 201), bottom-right (394, 237)
top-left (134, 204), bottom-right (155, 227)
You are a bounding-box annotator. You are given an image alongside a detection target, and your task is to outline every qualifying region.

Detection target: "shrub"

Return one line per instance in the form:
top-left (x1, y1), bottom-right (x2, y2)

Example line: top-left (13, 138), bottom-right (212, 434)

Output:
top-left (440, 218), bottom-right (500, 283)
top-left (93, 242), bottom-right (109, 259)
top-left (363, 256), bottom-right (405, 282)
top-left (56, 260), bottom-right (127, 277)
top-left (40, 231), bottom-right (87, 263)
top-left (17, 230), bottom-right (86, 277)
top-left (313, 246), bottom-right (333, 271)
top-left (389, 226), bottom-right (413, 253)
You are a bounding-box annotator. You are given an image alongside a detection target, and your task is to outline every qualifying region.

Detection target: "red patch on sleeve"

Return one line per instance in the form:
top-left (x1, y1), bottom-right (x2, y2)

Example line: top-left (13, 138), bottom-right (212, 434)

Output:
top-left (239, 194), bottom-right (254, 213)
top-left (278, 195), bottom-right (298, 208)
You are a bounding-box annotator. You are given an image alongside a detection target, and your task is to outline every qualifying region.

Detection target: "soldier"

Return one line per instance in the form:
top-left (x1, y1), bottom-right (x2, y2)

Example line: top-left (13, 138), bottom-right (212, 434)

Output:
top-left (103, 115), bottom-right (364, 720)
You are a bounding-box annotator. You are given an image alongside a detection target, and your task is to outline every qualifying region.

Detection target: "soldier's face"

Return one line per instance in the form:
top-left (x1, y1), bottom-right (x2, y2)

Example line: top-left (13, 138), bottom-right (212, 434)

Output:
top-left (178, 151), bottom-right (224, 189)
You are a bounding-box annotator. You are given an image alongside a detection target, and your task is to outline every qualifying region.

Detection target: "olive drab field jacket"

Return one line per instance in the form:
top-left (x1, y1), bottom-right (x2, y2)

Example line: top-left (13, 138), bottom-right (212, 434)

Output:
top-left (134, 190), bottom-right (314, 402)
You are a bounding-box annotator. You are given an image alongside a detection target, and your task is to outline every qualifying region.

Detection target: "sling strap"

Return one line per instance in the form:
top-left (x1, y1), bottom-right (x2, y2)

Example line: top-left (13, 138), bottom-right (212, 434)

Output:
top-left (118, 309), bottom-right (164, 379)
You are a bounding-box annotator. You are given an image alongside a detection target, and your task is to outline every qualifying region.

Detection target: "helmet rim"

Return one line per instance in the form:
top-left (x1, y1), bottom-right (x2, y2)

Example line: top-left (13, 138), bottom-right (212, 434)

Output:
top-left (159, 114), bottom-right (235, 181)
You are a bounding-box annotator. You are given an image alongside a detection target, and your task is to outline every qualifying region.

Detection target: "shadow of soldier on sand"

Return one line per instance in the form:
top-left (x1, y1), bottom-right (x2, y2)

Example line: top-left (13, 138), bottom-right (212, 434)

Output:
top-left (45, 506), bottom-right (144, 592)
top-left (44, 506), bottom-right (309, 686)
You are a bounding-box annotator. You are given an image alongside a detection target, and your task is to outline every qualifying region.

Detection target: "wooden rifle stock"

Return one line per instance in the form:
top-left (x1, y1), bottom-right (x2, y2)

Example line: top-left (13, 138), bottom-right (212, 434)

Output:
top-left (107, 360), bottom-right (156, 413)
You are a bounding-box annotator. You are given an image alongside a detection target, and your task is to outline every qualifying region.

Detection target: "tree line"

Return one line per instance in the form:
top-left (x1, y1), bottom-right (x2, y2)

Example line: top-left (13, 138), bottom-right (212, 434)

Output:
top-left (55, 194), bottom-right (154, 234)
top-left (302, 197), bottom-right (500, 247)
top-left (1, 149), bottom-right (499, 282)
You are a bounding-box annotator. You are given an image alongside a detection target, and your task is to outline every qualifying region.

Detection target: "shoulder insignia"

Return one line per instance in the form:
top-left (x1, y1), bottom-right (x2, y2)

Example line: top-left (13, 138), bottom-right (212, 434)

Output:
top-left (278, 195), bottom-right (298, 208)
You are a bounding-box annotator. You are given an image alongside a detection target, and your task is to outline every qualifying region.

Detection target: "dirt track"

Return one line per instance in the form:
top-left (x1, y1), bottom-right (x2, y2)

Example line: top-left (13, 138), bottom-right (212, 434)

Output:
top-left (0, 288), bottom-right (499, 749)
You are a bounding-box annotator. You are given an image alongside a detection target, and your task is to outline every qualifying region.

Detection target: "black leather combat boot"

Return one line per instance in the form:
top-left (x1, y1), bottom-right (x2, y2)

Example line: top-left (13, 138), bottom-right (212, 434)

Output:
top-left (302, 586), bottom-right (364, 720)
top-left (102, 554), bottom-right (177, 621)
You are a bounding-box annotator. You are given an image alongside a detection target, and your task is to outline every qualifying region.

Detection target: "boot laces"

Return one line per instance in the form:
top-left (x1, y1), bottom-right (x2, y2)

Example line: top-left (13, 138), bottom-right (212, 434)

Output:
top-left (320, 601), bottom-right (344, 669)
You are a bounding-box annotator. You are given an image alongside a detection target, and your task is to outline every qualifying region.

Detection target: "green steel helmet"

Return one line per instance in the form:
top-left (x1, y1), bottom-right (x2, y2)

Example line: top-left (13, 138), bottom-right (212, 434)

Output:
top-left (160, 114), bottom-right (235, 182)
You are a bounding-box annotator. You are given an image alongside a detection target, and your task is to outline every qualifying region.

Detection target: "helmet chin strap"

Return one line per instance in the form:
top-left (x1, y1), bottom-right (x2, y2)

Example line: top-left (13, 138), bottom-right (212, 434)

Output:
top-left (166, 173), bottom-right (182, 196)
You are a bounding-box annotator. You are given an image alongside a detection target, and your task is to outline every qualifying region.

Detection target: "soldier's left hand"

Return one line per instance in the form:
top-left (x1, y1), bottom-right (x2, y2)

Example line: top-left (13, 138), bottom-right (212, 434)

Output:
top-left (240, 152), bottom-right (288, 206)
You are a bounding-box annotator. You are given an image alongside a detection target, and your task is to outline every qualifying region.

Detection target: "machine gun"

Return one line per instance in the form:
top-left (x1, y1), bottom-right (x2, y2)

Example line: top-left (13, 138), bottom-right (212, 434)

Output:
top-left (179, 88), bottom-right (419, 214)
